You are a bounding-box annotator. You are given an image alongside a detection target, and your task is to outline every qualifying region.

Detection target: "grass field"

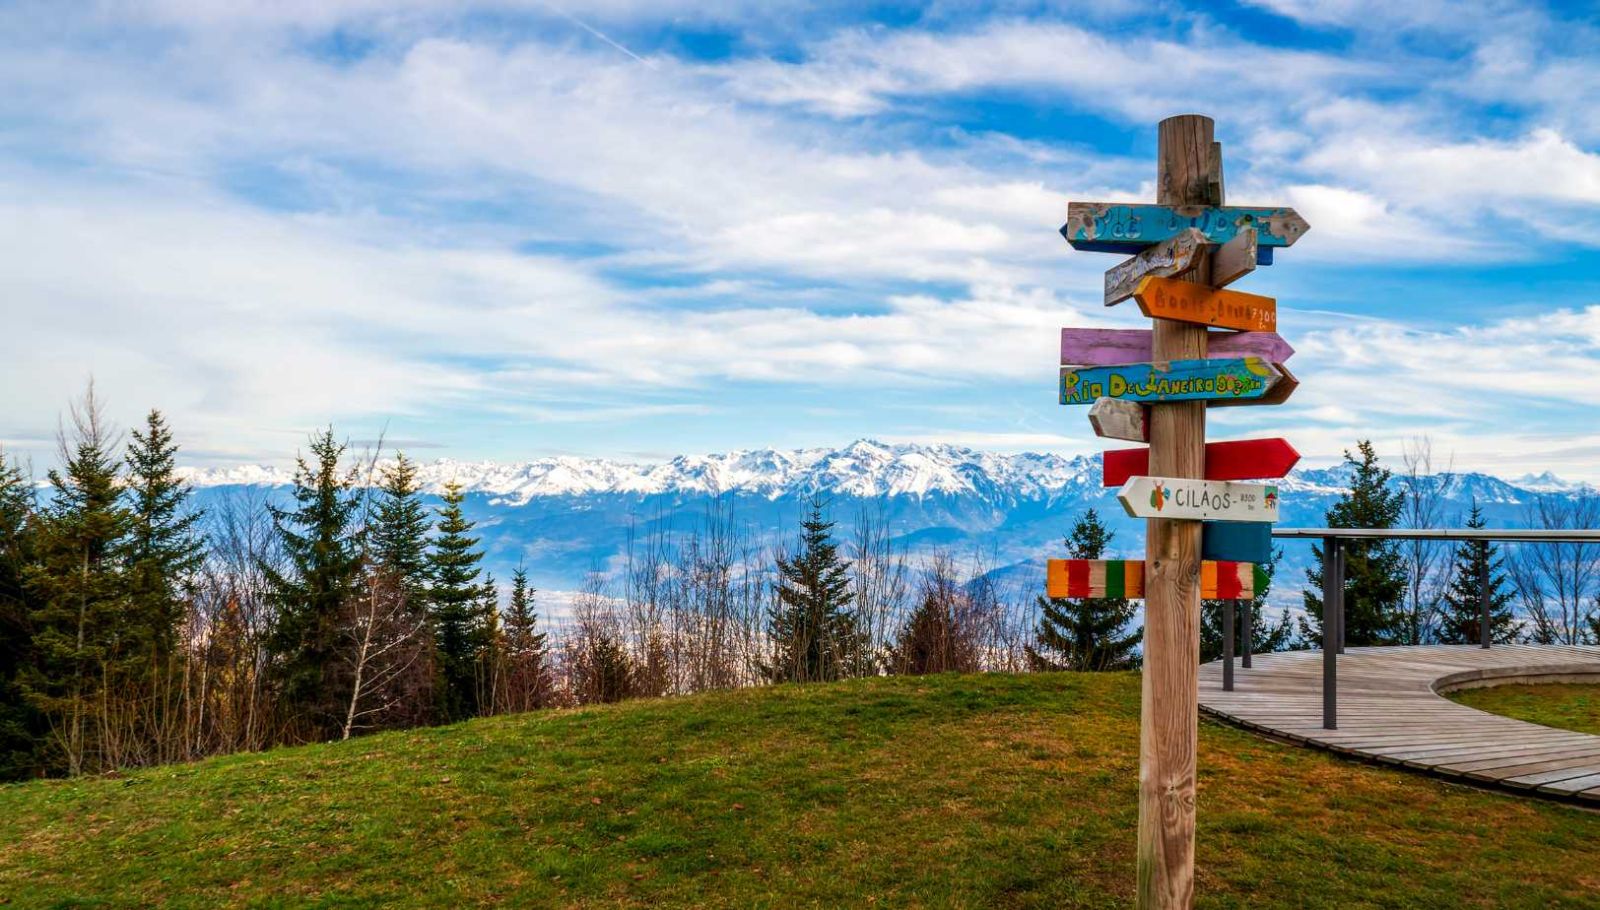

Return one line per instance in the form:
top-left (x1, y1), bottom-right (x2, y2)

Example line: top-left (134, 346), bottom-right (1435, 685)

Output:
top-left (4, 673), bottom-right (1600, 909)
top-left (1450, 682), bottom-right (1600, 736)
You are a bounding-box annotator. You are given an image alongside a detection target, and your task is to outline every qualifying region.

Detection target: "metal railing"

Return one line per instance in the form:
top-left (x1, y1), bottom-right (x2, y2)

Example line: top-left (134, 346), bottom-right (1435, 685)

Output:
top-left (1219, 528), bottom-right (1600, 730)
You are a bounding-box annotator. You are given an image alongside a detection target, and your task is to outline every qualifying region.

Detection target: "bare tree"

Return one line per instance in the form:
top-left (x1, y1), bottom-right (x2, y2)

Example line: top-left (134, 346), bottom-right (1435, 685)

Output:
top-left (1397, 438), bottom-right (1454, 644)
top-left (339, 570), bottom-right (428, 740)
top-left (1509, 494), bottom-right (1600, 644)
top-left (850, 501), bottom-right (910, 666)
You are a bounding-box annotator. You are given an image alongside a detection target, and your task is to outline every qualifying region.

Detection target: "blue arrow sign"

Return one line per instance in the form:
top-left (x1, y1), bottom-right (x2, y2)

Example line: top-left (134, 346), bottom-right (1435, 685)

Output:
top-left (1202, 521), bottom-right (1273, 565)
top-left (1062, 203), bottom-right (1308, 259)
top-left (1060, 357), bottom-right (1283, 405)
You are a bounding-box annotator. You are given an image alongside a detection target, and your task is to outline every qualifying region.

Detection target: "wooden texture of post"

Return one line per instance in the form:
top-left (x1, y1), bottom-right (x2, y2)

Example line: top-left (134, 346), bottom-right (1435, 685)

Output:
top-left (1136, 114), bottom-right (1213, 909)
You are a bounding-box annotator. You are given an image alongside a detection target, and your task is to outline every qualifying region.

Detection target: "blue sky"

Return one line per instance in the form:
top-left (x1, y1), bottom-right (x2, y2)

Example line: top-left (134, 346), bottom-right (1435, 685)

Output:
top-left (4, 0), bottom-right (1600, 479)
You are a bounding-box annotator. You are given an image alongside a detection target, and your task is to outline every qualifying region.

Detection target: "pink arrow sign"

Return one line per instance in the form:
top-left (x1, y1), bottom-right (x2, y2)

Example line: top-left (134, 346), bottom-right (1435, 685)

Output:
top-left (1060, 328), bottom-right (1293, 367)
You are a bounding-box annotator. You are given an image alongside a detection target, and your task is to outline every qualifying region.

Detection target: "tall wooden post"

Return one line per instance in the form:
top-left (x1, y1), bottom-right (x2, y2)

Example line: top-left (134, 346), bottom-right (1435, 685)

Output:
top-left (1137, 114), bottom-right (1213, 909)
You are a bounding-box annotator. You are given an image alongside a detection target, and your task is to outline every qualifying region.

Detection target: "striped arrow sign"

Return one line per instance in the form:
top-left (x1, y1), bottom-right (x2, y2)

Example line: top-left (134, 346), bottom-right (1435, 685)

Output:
top-left (1102, 438), bottom-right (1300, 486)
top-left (1062, 203), bottom-right (1308, 255)
top-left (1118, 476), bottom-right (1280, 523)
top-left (1135, 276), bottom-right (1276, 332)
top-left (1046, 559), bottom-right (1259, 600)
top-left (1060, 328), bottom-right (1293, 367)
top-left (1060, 357), bottom-right (1283, 405)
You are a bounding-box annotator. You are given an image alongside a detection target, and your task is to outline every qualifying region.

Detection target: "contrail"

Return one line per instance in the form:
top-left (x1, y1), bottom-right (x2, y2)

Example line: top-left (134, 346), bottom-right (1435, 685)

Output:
top-left (544, 3), bottom-right (656, 68)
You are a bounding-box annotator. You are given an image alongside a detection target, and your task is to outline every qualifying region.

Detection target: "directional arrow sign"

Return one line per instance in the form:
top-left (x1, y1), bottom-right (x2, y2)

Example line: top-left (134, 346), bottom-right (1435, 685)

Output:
top-left (1061, 328), bottom-right (1294, 367)
top-left (1211, 362), bottom-right (1298, 407)
top-left (1102, 438), bottom-right (1300, 487)
top-left (1046, 559), bottom-right (1258, 600)
top-left (1103, 228), bottom-right (1205, 306)
top-left (1135, 276), bottom-right (1276, 332)
top-left (1202, 522), bottom-right (1273, 565)
top-left (1211, 226), bottom-right (1257, 288)
top-left (1118, 476), bottom-right (1280, 523)
top-left (1089, 398), bottom-right (1147, 442)
top-left (1060, 357), bottom-right (1283, 405)
top-left (1062, 203), bottom-right (1308, 255)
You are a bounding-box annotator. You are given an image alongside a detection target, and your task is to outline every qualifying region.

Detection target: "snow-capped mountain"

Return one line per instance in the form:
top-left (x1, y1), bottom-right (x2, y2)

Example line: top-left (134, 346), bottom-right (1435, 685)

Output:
top-left (182, 440), bottom-right (1594, 603)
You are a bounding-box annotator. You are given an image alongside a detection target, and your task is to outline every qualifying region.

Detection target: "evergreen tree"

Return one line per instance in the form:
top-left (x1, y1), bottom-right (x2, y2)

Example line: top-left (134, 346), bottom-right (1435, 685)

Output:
top-left (122, 410), bottom-right (205, 664)
top-left (21, 389), bottom-right (132, 774)
top-left (262, 429), bottom-right (364, 739)
top-left (766, 496), bottom-right (867, 683)
top-left (427, 482), bottom-right (493, 721)
top-left (1200, 548), bottom-right (1295, 662)
top-left (890, 581), bottom-right (980, 675)
top-left (503, 565), bottom-right (550, 711)
top-left (1301, 441), bottom-right (1407, 646)
top-left (1438, 502), bottom-right (1516, 645)
top-left (1026, 508), bottom-right (1141, 671)
top-left (0, 451), bottom-right (41, 780)
top-left (370, 453), bottom-right (432, 608)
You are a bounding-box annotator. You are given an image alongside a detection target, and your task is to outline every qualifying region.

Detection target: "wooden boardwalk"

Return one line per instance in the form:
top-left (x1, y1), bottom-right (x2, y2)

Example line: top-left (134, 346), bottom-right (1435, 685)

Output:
top-left (1199, 644), bottom-right (1600, 805)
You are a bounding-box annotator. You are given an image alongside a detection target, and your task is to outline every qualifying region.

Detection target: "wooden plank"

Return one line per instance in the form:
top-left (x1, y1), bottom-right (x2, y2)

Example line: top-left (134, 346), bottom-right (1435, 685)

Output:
top-left (1118, 476), bottom-right (1280, 523)
top-left (1102, 438), bottom-right (1300, 486)
top-left (1045, 559), bottom-right (1256, 600)
top-left (1211, 227), bottom-right (1257, 288)
top-left (1202, 521), bottom-right (1273, 564)
top-left (1103, 228), bottom-right (1206, 306)
top-left (1060, 358), bottom-right (1284, 405)
top-left (1089, 398), bottom-right (1147, 442)
top-left (1135, 276), bottom-right (1277, 332)
top-left (1060, 328), bottom-right (1294, 367)
top-left (1062, 202), bottom-right (1308, 253)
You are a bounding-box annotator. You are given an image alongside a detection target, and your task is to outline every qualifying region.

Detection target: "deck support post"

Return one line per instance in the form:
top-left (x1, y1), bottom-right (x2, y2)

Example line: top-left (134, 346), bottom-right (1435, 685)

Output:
top-left (1223, 601), bottom-right (1235, 691)
top-left (1322, 537), bottom-right (1342, 730)
top-left (1479, 553), bottom-right (1491, 649)
top-left (1241, 599), bottom-right (1252, 669)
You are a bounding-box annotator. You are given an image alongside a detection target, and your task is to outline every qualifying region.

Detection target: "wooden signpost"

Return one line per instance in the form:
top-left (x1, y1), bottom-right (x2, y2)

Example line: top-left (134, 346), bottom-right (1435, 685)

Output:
top-left (1134, 276), bottom-right (1277, 332)
top-left (1059, 358), bottom-right (1284, 405)
top-left (1104, 228), bottom-right (1206, 305)
top-left (1046, 559), bottom-right (1258, 600)
top-left (1061, 202), bottom-right (1308, 254)
top-left (1102, 438), bottom-right (1300, 486)
top-left (1054, 114), bottom-right (1308, 908)
top-left (1061, 328), bottom-right (1294, 367)
top-left (1117, 476), bottom-right (1279, 523)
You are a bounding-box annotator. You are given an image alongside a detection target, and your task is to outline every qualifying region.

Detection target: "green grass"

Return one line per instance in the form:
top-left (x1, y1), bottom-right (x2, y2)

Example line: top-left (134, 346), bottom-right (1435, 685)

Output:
top-left (1450, 682), bottom-right (1600, 736)
top-left (4, 673), bottom-right (1600, 909)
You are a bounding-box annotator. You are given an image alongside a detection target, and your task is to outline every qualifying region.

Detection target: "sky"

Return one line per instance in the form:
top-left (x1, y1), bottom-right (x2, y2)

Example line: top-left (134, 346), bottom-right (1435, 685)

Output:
top-left (4, 0), bottom-right (1600, 480)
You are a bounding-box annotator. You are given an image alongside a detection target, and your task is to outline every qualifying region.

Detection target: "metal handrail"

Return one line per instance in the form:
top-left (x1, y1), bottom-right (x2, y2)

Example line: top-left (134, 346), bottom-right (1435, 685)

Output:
top-left (1274, 528), bottom-right (1600, 543)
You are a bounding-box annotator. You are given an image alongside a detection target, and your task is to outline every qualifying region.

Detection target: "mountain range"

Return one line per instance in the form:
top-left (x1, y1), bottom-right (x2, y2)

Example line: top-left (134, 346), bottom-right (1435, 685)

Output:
top-left (180, 440), bottom-right (1596, 609)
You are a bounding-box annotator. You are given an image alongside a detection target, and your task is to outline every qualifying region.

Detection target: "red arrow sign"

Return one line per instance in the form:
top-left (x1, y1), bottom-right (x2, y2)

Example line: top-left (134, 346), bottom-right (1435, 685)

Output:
top-left (1102, 438), bottom-right (1300, 487)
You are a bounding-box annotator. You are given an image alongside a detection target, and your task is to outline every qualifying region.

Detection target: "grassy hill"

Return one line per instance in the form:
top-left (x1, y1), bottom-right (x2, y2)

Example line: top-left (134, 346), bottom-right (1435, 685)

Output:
top-left (4, 673), bottom-right (1599, 909)
top-left (1450, 683), bottom-right (1600, 736)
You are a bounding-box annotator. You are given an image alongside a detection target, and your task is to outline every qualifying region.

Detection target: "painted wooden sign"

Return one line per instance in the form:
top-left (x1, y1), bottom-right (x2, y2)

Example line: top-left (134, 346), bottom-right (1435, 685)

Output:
top-left (1060, 357), bottom-right (1283, 406)
top-left (1088, 398), bottom-right (1147, 442)
top-left (1103, 228), bottom-right (1205, 306)
top-left (1046, 559), bottom-right (1257, 600)
top-left (1202, 521), bottom-right (1273, 565)
top-left (1117, 476), bottom-right (1280, 523)
top-left (1211, 226), bottom-right (1257, 288)
top-left (1060, 328), bottom-right (1294, 367)
top-left (1134, 276), bottom-right (1277, 332)
top-left (1101, 438), bottom-right (1300, 487)
top-left (1211, 362), bottom-right (1298, 407)
top-left (1061, 203), bottom-right (1308, 255)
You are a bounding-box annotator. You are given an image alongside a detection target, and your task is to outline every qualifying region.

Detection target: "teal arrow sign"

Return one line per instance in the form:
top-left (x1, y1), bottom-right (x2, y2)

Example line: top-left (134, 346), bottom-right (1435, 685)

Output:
top-left (1062, 203), bottom-right (1308, 257)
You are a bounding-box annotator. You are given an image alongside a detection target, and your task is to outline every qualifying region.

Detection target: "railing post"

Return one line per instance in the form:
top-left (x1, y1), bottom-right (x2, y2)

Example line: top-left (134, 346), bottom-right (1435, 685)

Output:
top-left (1241, 599), bottom-right (1253, 669)
top-left (1323, 536), bottom-right (1340, 730)
top-left (1223, 600), bottom-right (1235, 691)
top-left (1479, 547), bottom-right (1491, 649)
top-left (1336, 544), bottom-right (1347, 655)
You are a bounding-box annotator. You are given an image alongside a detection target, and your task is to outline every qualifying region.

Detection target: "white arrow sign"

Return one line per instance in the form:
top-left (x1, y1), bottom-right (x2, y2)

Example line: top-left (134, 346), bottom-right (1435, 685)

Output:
top-left (1117, 476), bottom-right (1280, 523)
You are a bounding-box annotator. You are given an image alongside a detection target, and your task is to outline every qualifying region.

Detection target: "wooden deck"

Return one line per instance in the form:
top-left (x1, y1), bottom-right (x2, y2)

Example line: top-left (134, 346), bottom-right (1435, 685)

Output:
top-left (1199, 644), bottom-right (1600, 805)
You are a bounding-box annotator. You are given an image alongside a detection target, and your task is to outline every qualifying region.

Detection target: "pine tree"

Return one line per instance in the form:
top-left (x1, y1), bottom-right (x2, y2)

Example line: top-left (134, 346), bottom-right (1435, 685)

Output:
top-left (766, 497), bottom-right (866, 683)
top-left (21, 388), bottom-right (132, 774)
top-left (427, 482), bottom-right (493, 721)
top-left (1438, 502), bottom-right (1516, 645)
top-left (370, 453), bottom-right (432, 608)
top-left (0, 450), bottom-right (41, 780)
top-left (1026, 508), bottom-right (1141, 671)
top-left (122, 410), bottom-right (204, 665)
top-left (262, 429), bottom-right (364, 740)
top-left (1200, 547), bottom-right (1295, 662)
top-left (890, 575), bottom-right (980, 676)
top-left (503, 565), bottom-right (550, 712)
top-left (1301, 441), bottom-right (1407, 647)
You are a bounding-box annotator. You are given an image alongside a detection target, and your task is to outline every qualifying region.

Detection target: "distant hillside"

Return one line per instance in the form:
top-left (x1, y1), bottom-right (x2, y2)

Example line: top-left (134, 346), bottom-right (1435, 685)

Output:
top-left (183, 440), bottom-right (1596, 605)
